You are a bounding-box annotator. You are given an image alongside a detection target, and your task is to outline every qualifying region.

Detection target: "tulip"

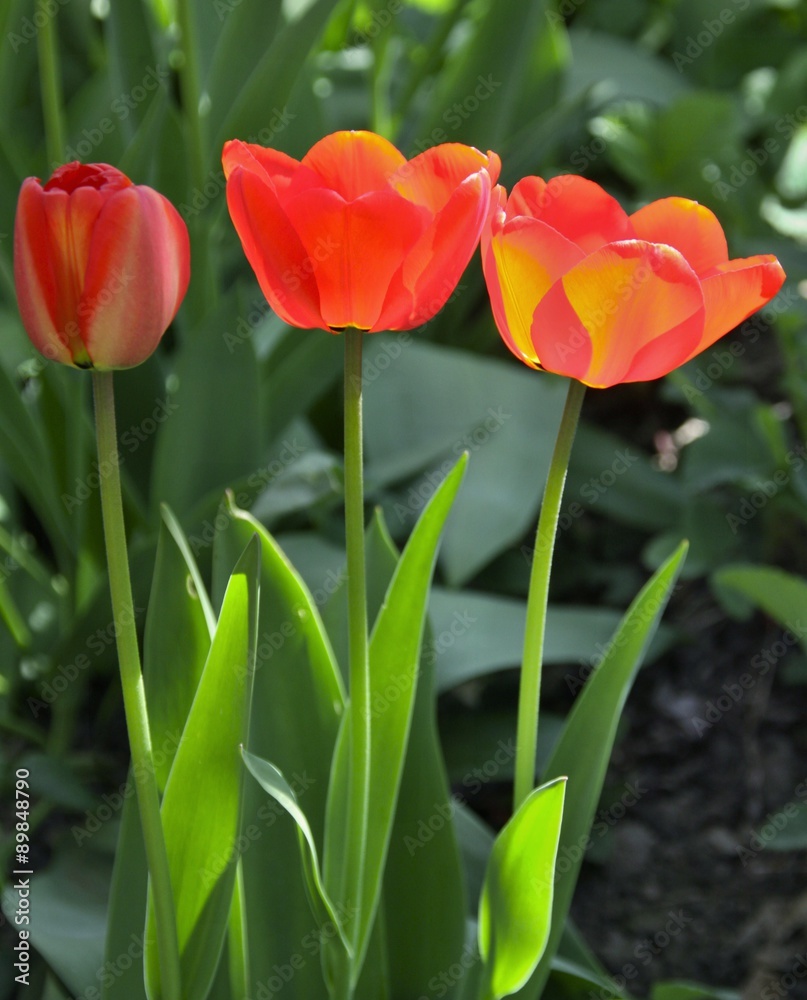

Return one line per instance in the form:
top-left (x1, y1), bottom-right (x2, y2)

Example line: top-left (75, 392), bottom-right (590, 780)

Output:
top-left (482, 174), bottom-right (786, 388)
top-left (14, 161), bottom-right (190, 370)
top-left (222, 130), bottom-right (500, 332)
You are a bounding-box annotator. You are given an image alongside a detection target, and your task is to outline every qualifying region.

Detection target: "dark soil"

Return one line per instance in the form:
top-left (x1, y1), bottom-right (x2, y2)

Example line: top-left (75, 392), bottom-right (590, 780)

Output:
top-left (568, 588), bottom-right (807, 999)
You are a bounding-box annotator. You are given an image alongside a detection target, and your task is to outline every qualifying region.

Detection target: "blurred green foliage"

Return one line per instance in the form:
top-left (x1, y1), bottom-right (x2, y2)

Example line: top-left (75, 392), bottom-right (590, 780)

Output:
top-left (0, 0), bottom-right (806, 997)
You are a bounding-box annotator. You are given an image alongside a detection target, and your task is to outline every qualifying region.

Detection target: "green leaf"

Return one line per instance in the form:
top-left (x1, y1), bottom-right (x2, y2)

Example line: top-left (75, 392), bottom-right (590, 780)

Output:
top-left (144, 535), bottom-right (260, 1000)
top-left (362, 338), bottom-right (568, 585)
top-left (150, 296), bottom-right (262, 516)
top-left (214, 0), bottom-right (341, 154)
top-left (2, 848), bottom-right (109, 998)
top-left (212, 500), bottom-right (344, 998)
top-left (330, 454), bottom-right (468, 984)
top-left (414, 0), bottom-right (567, 152)
top-left (142, 507), bottom-right (214, 791)
top-left (478, 778), bottom-right (566, 1000)
top-left (241, 748), bottom-right (352, 954)
top-left (103, 512), bottom-right (215, 1000)
top-left (364, 511), bottom-right (468, 1000)
top-left (519, 541), bottom-right (689, 998)
top-left (712, 564), bottom-right (807, 655)
top-left (651, 983), bottom-right (740, 1000)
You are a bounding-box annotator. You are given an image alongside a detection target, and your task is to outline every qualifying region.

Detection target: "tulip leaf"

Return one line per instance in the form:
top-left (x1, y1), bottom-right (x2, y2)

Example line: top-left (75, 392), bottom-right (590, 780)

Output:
top-left (211, 498), bottom-right (344, 999)
top-left (150, 295), bottom-right (262, 517)
top-left (367, 511), bottom-right (468, 1000)
top-left (478, 777), bottom-right (567, 1000)
top-left (241, 748), bottom-right (352, 953)
top-left (102, 510), bottom-right (215, 1000)
top-left (214, 0), bottom-right (341, 155)
top-left (332, 453), bottom-right (468, 985)
top-left (363, 337), bottom-right (568, 586)
top-left (519, 541), bottom-right (688, 998)
top-left (144, 535), bottom-right (260, 1000)
top-left (712, 563), bottom-right (807, 655)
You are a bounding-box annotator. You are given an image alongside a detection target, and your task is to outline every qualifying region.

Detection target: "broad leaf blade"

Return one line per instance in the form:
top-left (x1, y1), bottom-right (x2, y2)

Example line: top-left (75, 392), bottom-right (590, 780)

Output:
top-left (344, 454), bottom-right (468, 980)
top-left (212, 500), bottom-right (344, 999)
top-left (519, 541), bottom-right (688, 997)
top-left (242, 749), bottom-right (351, 954)
top-left (478, 778), bottom-right (566, 1000)
top-left (144, 536), bottom-right (260, 1000)
top-left (713, 563), bottom-right (807, 655)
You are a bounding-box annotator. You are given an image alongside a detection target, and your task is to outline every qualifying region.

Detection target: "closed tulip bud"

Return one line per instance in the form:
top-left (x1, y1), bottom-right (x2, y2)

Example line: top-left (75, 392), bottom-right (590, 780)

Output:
top-left (14, 161), bottom-right (190, 370)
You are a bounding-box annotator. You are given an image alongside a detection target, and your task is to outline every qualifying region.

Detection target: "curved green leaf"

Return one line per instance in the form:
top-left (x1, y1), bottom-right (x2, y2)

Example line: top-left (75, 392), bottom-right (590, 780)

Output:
top-left (478, 778), bottom-right (566, 1000)
top-left (713, 563), bottom-right (807, 654)
top-left (518, 541), bottom-right (688, 998)
top-left (144, 535), bottom-right (260, 1000)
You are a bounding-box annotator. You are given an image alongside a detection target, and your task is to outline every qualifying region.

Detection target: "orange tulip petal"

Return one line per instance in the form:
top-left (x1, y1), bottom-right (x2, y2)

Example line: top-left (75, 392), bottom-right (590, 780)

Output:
top-left (507, 175), bottom-right (635, 253)
top-left (530, 242), bottom-right (705, 387)
top-left (389, 143), bottom-right (500, 213)
top-left (482, 204), bottom-right (585, 364)
top-left (630, 197), bottom-right (728, 276)
top-left (82, 187), bottom-right (190, 369)
top-left (684, 255), bottom-right (787, 363)
top-left (375, 170), bottom-right (494, 330)
top-left (300, 131), bottom-right (407, 202)
top-left (226, 167), bottom-right (324, 329)
top-left (284, 187), bottom-right (428, 331)
top-left (222, 139), bottom-right (302, 193)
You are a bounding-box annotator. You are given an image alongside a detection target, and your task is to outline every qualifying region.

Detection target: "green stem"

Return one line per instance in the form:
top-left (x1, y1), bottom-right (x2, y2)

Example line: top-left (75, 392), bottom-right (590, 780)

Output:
top-left (343, 329), bottom-right (370, 996)
top-left (513, 378), bottom-right (585, 811)
top-left (92, 372), bottom-right (182, 1000)
top-left (36, 0), bottom-right (66, 167)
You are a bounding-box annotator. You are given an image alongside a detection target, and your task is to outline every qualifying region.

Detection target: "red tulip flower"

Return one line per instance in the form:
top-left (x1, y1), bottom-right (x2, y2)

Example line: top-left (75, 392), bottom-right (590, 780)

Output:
top-left (14, 162), bottom-right (190, 370)
top-left (482, 175), bottom-right (786, 388)
top-left (222, 130), bottom-right (500, 332)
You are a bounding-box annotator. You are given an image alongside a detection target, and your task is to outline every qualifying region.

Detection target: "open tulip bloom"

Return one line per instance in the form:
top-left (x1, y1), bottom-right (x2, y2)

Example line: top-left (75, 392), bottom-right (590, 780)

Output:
top-left (11, 146), bottom-right (788, 1000)
top-left (482, 174), bottom-right (786, 388)
top-left (222, 130), bottom-right (500, 332)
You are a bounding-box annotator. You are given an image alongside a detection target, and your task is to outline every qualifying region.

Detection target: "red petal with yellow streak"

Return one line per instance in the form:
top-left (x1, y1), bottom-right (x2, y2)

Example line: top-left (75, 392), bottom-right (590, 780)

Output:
top-left (530, 241), bottom-right (704, 387)
top-left (389, 143), bottom-right (501, 213)
top-left (630, 197), bottom-right (729, 276)
top-left (507, 175), bottom-right (635, 253)
top-left (683, 255), bottom-right (786, 363)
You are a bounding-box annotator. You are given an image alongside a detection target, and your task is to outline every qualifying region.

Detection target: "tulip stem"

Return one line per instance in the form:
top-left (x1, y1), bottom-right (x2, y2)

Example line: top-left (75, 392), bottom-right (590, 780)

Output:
top-left (36, 0), bottom-right (66, 167)
top-left (514, 378), bottom-right (586, 811)
top-left (91, 372), bottom-right (182, 1000)
top-left (343, 328), bottom-right (370, 994)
